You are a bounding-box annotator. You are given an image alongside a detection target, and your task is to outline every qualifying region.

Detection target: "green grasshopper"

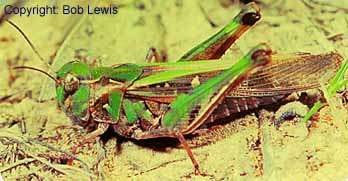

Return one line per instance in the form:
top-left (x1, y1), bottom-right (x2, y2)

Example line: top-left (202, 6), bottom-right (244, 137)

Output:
top-left (12, 3), bottom-right (343, 174)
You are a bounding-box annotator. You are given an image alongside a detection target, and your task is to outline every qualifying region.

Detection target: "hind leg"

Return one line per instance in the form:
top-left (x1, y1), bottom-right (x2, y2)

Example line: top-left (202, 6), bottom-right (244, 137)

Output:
top-left (175, 132), bottom-right (201, 175)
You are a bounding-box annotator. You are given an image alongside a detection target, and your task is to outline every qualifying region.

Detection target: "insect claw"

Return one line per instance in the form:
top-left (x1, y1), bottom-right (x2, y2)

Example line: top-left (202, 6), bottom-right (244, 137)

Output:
top-left (194, 166), bottom-right (201, 175)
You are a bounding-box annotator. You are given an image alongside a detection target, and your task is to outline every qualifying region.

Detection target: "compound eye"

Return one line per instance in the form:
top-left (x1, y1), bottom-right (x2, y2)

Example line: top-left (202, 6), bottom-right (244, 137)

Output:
top-left (64, 74), bottom-right (79, 93)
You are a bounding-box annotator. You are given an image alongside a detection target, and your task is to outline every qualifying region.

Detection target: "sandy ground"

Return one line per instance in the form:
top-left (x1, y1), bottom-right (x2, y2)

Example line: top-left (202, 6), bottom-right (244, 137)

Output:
top-left (0, 0), bottom-right (348, 180)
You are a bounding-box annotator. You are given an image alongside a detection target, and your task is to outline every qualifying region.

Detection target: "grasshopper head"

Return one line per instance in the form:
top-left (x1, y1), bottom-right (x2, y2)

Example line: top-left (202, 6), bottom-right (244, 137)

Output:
top-left (55, 61), bottom-right (92, 125)
top-left (62, 73), bottom-right (80, 94)
top-left (15, 61), bottom-right (93, 127)
top-left (56, 62), bottom-right (89, 93)
top-left (8, 19), bottom-right (93, 127)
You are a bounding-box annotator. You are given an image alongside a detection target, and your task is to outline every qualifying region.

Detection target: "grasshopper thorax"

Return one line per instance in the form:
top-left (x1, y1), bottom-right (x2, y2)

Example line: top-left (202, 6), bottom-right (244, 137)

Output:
top-left (55, 61), bottom-right (144, 129)
top-left (14, 61), bottom-right (93, 127)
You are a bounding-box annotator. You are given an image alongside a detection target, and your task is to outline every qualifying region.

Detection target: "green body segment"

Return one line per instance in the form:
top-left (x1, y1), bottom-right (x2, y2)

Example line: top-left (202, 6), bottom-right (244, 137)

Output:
top-left (56, 62), bottom-right (143, 83)
top-left (132, 101), bottom-right (153, 120)
top-left (91, 64), bottom-right (143, 83)
top-left (179, 3), bottom-right (259, 61)
top-left (303, 59), bottom-right (348, 122)
top-left (162, 46), bottom-right (260, 128)
top-left (131, 60), bottom-right (232, 88)
top-left (122, 99), bottom-right (154, 124)
top-left (56, 85), bottom-right (65, 104)
top-left (106, 90), bottom-right (123, 121)
top-left (179, 19), bottom-right (240, 61)
top-left (56, 62), bottom-right (91, 78)
top-left (327, 59), bottom-right (348, 96)
top-left (123, 99), bottom-right (138, 124)
top-left (72, 85), bottom-right (90, 117)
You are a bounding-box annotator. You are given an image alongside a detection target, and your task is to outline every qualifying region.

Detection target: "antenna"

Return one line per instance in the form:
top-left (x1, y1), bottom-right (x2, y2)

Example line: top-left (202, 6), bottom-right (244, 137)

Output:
top-left (14, 66), bottom-right (59, 84)
top-left (6, 20), bottom-right (54, 72)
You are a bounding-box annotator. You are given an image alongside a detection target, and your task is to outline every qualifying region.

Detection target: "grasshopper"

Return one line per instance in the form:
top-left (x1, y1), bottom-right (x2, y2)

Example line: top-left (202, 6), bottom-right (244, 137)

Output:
top-left (11, 3), bottom-right (343, 174)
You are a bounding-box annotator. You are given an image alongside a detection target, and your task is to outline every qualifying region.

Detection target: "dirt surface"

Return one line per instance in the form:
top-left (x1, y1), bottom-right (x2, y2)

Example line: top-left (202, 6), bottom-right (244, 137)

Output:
top-left (0, 0), bottom-right (348, 180)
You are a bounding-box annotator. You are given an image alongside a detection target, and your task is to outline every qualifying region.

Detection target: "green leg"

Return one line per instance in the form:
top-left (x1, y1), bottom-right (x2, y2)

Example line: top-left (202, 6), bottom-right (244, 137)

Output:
top-left (160, 44), bottom-right (271, 174)
top-left (179, 2), bottom-right (260, 61)
top-left (162, 44), bottom-right (271, 129)
top-left (105, 90), bottom-right (123, 121)
top-left (118, 99), bottom-right (202, 174)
